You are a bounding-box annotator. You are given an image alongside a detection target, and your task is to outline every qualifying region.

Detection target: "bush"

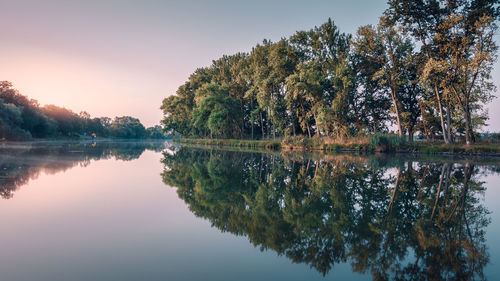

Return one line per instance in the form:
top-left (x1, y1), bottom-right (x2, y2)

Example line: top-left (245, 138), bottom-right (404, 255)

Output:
top-left (370, 134), bottom-right (406, 152)
top-left (281, 135), bottom-right (313, 149)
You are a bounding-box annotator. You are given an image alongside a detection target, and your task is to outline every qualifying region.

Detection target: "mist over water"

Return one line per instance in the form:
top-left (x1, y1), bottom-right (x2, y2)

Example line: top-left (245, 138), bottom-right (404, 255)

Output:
top-left (1, 142), bottom-right (500, 280)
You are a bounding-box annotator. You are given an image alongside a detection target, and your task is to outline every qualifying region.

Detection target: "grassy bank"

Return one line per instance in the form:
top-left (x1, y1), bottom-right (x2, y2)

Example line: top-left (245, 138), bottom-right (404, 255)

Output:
top-left (174, 135), bottom-right (500, 156)
top-left (173, 138), bottom-right (281, 149)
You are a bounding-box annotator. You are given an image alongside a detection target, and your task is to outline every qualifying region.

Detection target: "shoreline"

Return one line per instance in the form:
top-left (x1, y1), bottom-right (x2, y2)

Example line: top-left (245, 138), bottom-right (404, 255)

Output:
top-left (173, 137), bottom-right (500, 157)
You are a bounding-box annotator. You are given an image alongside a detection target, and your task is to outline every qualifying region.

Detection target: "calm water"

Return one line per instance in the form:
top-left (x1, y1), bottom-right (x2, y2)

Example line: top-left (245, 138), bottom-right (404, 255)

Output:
top-left (1, 141), bottom-right (500, 281)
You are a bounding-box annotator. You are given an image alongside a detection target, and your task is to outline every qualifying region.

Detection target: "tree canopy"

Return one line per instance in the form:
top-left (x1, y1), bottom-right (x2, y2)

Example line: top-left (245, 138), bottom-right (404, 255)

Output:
top-left (162, 1), bottom-right (499, 144)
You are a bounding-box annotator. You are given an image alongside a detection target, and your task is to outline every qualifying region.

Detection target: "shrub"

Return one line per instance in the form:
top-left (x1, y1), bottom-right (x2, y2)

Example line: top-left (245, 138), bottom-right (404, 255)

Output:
top-left (281, 135), bottom-right (313, 149)
top-left (370, 134), bottom-right (406, 152)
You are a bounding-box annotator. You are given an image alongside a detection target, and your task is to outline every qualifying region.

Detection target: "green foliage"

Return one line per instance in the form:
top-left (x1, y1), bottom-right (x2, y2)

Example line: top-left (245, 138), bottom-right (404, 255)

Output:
top-left (146, 125), bottom-right (166, 139)
top-left (191, 83), bottom-right (242, 138)
top-left (109, 116), bottom-right (147, 139)
top-left (161, 19), bottom-right (358, 140)
top-left (161, 3), bottom-right (498, 145)
top-left (369, 134), bottom-right (407, 151)
top-left (0, 99), bottom-right (32, 140)
top-left (174, 138), bottom-right (281, 149)
top-left (281, 135), bottom-right (313, 149)
top-left (386, 0), bottom-right (499, 144)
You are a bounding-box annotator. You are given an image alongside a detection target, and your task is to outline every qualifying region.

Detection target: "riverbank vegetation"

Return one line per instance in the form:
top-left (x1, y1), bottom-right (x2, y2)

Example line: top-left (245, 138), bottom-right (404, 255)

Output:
top-left (174, 137), bottom-right (281, 149)
top-left (162, 1), bottom-right (499, 146)
top-left (175, 134), bottom-right (500, 155)
top-left (0, 81), bottom-right (166, 140)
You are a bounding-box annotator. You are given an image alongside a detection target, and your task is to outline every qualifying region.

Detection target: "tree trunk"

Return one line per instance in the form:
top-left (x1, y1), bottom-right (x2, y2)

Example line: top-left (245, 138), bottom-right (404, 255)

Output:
top-left (313, 113), bottom-right (320, 136)
top-left (240, 100), bottom-right (244, 139)
top-left (434, 84), bottom-right (449, 144)
top-left (419, 35), bottom-right (448, 144)
top-left (419, 36), bottom-right (448, 143)
top-left (464, 103), bottom-right (472, 145)
top-left (419, 103), bottom-right (430, 141)
top-left (390, 88), bottom-right (403, 137)
top-left (267, 108), bottom-right (271, 139)
top-left (446, 102), bottom-right (453, 144)
top-left (272, 121), bottom-right (276, 140)
top-left (260, 111), bottom-right (265, 140)
top-left (251, 122), bottom-right (254, 140)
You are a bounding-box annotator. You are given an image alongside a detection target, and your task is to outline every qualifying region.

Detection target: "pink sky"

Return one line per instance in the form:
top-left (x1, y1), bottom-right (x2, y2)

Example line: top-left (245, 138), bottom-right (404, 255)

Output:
top-left (1, 0), bottom-right (499, 129)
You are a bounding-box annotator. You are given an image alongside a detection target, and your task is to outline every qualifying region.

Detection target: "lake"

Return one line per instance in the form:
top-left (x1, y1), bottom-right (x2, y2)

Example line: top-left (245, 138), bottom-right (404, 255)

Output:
top-left (1, 141), bottom-right (500, 281)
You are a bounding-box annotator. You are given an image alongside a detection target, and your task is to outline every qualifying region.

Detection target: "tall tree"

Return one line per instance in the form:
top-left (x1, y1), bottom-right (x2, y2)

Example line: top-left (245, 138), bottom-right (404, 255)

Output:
top-left (352, 23), bottom-right (416, 137)
top-left (385, 0), bottom-right (452, 143)
top-left (427, 1), bottom-right (499, 144)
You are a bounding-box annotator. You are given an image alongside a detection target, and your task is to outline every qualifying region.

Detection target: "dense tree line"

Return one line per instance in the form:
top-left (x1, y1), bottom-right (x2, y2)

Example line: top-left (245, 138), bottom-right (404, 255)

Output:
top-left (0, 81), bottom-right (166, 140)
top-left (162, 0), bottom-right (499, 144)
top-left (162, 148), bottom-right (492, 279)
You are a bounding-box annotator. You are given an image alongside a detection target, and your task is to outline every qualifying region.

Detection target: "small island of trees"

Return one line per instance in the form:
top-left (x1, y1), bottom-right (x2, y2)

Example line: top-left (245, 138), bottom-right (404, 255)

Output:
top-left (161, 0), bottom-right (499, 148)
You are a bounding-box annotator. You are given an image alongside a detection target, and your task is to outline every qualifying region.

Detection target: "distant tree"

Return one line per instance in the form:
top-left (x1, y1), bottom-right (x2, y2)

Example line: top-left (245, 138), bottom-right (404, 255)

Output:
top-left (146, 125), bottom-right (166, 139)
top-left (42, 104), bottom-right (83, 136)
top-left (110, 116), bottom-right (147, 139)
top-left (0, 81), bottom-right (57, 138)
top-left (0, 99), bottom-right (31, 140)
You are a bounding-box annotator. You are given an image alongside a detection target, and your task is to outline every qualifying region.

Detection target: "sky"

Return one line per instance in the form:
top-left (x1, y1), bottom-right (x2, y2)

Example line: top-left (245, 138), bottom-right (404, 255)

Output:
top-left (1, 0), bottom-right (499, 129)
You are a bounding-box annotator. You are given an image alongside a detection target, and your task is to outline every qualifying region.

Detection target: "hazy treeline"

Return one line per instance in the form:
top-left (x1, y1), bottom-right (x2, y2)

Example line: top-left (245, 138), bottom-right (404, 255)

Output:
top-left (162, 0), bottom-right (499, 144)
top-left (162, 148), bottom-right (493, 279)
top-left (0, 81), bottom-right (165, 140)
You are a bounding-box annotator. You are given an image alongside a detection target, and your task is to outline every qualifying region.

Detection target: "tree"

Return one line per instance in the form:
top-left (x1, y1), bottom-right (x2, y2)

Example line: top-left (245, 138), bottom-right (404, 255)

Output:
top-left (290, 18), bottom-right (354, 137)
top-left (191, 83), bottom-right (242, 138)
top-left (160, 12), bottom-right (498, 145)
top-left (0, 81), bottom-right (57, 138)
top-left (385, 0), bottom-right (452, 143)
top-left (427, 2), bottom-right (499, 144)
top-left (286, 61), bottom-right (325, 137)
top-left (0, 98), bottom-right (31, 140)
top-left (42, 104), bottom-right (83, 136)
top-left (353, 23), bottom-right (416, 137)
top-left (110, 116), bottom-right (146, 138)
top-left (161, 82), bottom-right (195, 136)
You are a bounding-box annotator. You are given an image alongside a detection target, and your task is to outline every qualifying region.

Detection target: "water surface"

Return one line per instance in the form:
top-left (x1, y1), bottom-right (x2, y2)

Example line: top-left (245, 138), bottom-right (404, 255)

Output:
top-left (1, 142), bottom-right (500, 280)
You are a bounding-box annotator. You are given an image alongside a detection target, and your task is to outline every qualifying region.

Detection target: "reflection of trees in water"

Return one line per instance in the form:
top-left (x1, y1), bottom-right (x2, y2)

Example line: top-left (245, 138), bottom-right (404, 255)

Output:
top-left (162, 148), bottom-right (494, 280)
top-left (0, 141), bottom-right (167, 199)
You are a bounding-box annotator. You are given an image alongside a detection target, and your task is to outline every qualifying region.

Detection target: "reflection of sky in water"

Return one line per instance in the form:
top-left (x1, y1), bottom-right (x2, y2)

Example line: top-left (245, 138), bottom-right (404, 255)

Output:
top-left (485, 174), bottom-right (500, 280)
top-left (0, 149), bottom-right (369, 281)
top-left (1, 145), bottom-right (499, 280)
